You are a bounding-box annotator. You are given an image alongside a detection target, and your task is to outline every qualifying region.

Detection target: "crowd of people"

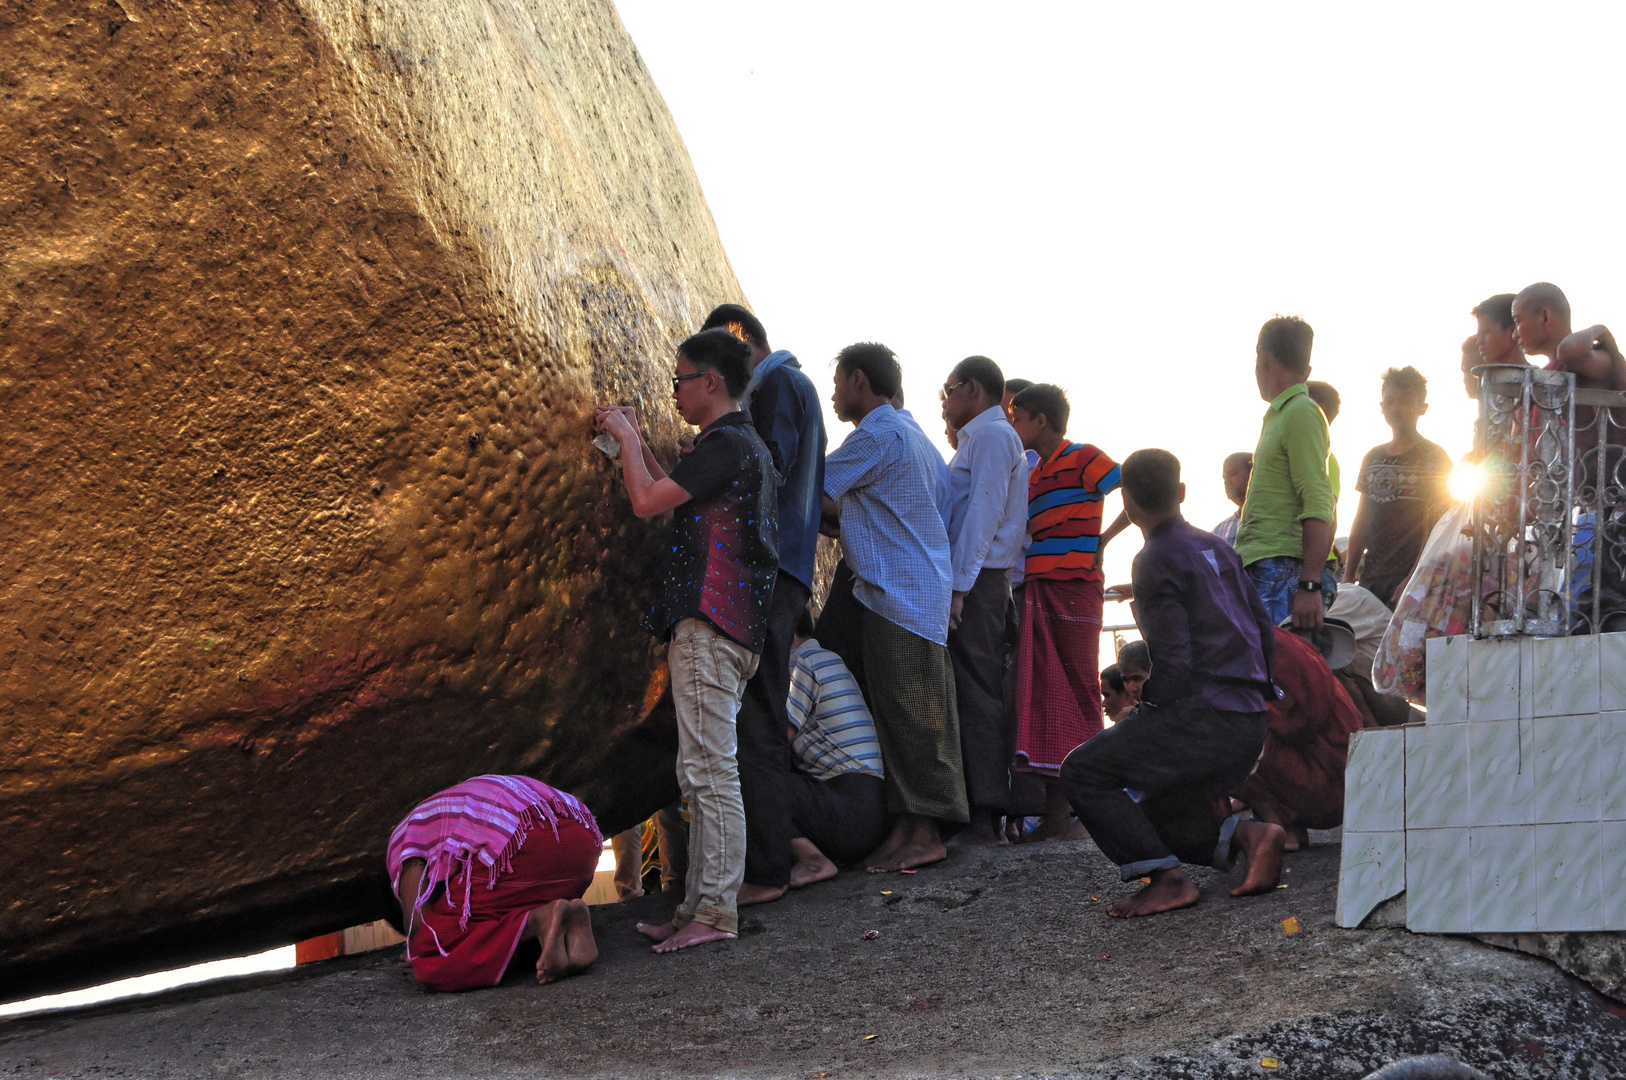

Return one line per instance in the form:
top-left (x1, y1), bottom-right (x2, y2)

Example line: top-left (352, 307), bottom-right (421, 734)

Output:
top-left (383, 283), bottom-right (1621, 991)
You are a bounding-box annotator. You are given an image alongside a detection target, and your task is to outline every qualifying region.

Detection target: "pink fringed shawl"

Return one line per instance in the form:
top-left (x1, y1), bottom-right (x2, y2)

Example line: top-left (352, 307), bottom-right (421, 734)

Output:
top-left (386, 775), bottom-right (601, 954)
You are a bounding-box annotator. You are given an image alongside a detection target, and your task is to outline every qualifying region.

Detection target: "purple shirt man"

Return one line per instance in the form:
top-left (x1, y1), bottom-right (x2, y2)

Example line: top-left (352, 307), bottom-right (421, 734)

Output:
top-left (1132, 517), bottom-right (1276, 714)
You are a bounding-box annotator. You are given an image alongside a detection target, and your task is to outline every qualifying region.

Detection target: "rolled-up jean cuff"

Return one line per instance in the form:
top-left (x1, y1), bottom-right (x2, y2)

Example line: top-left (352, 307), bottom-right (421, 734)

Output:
top-left (1214, 814), bottom-right (1242, 869)
top-left (1119, 855), bottom-right (1181, 882)
top-left (690, 904), bottom-right (738, 936)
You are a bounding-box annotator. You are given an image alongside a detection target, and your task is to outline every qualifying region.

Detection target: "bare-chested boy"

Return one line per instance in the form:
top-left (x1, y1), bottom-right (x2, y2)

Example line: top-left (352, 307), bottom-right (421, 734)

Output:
top-left (1058, 449), bottom-right (1285, 918)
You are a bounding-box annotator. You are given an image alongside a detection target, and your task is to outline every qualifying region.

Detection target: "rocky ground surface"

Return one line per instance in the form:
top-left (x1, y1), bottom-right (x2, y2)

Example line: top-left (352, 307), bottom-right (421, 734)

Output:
top-left (5, 831), bottom-right (1626, 1079)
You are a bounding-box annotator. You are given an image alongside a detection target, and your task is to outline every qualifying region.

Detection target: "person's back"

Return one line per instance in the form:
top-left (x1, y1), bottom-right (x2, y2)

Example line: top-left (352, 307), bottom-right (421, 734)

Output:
top-left (831, 403), bottom-right (953, 640)
top-left (788, 637), bottom-right (884, 781)
top-left (1134, 516), bottom-right (1275, 714)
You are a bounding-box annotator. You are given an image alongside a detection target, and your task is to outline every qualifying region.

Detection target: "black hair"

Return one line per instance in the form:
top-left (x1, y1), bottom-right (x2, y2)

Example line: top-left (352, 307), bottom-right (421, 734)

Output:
top-left (835, 342), bottom-right (902, 400)
top-left (1121, 448), bottom-right (1181, 514)
top-left (1004, 377), bottom-right (1034, 398)
top-left (1306, 380), bottom-right (1341, 423)
top-left (795, 608), bottom-right (815, 639)
top-left (677, 328), bottom-right (752, 398)
top-left (1382, 365), bottom-right (1428, 402)
top-left (1010, 383), bottom-right (1069, 434)
top-left (1257, 315), bottom-right (1314, 375)
top-left (1471, 294), bottom-right (1516, 331)
top-left (1118, 639), bottom-right (1151, 674)
top-left (1101, 664), bottom-right (1126, 694)
top-left (700, 303), bottom-right (769, 351)
top-left (952, 355), bottom-right (1004, 401)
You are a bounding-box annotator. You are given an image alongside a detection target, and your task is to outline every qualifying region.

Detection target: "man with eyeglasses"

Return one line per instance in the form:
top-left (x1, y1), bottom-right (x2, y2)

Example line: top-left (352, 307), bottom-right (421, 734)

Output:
top-left (938, 356), bottom-right (1029, 847)
top-left (696, 304), bottom-right (831, 907)
top-left (595, 328), bottom-right (779, 953)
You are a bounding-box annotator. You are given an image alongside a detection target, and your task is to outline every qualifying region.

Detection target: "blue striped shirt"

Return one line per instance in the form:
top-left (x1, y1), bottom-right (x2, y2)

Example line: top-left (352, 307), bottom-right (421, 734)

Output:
top-left (787, 638), bottom-right (884, 781)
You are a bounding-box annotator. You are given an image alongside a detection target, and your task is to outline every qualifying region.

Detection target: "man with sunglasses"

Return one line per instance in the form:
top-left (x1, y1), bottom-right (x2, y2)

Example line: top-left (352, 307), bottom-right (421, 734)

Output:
top-left (595, 328), bottom-right (779, 953)
top-left (697, 304), bottom-right (830, 907)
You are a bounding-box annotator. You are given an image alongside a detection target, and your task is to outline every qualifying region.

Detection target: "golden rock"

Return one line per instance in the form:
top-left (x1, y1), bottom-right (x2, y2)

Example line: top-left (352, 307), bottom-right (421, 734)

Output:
top-left (0, 0), bottom-right (738, 995)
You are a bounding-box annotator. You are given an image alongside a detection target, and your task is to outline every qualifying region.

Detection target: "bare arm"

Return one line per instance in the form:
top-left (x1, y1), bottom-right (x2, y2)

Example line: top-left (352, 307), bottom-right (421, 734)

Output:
top-left (1556, 325), bottom-right (1626, 389)
top-left (1099, 508), bottom-right (1130, 548)
top-left (396, 858), bottom-right (426, 933)
top-left (596, 409), bottom-right (690, 519)
top-left (1343, 495), bottom-right (1371, 584)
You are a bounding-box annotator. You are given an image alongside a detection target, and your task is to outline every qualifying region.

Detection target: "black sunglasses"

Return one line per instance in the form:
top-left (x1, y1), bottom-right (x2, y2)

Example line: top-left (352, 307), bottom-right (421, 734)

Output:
top-left (672, 371), bottom-right (707, 395)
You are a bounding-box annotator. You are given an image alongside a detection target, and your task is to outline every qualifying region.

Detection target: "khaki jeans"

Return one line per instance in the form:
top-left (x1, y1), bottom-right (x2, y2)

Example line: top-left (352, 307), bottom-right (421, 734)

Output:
top-left (669, 618), bottom-right (759, 934)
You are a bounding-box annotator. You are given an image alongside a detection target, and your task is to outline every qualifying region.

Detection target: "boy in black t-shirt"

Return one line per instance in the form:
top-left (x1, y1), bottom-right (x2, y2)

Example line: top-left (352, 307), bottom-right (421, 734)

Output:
top-left (1343, 366), bottom-right (1451, 608)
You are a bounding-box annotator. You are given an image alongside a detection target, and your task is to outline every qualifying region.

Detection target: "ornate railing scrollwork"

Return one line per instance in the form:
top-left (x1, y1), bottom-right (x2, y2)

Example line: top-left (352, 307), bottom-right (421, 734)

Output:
top-left (1472, 365), bottom-right (1626, 637)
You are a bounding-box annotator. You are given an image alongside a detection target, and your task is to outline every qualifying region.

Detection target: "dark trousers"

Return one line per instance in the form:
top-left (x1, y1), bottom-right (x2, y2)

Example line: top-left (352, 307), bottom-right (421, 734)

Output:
top-left (1059, 702), bottom-right (1267, 881)
top-left (813, 559), bottom-right (862, 677)
top-left (1005, 580), bottom-right (1048, 816)
top-left (949, 568), bottom-right (1014, 812)
top-left (739, 570), bottom-right (813, 886)
top-left (738, 759), bottom-right (888, 877)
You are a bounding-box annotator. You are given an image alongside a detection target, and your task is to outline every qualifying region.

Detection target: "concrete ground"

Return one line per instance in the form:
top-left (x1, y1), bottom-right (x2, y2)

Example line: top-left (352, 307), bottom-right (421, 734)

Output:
top-left (5, 831), bottom-right (1626, 1079)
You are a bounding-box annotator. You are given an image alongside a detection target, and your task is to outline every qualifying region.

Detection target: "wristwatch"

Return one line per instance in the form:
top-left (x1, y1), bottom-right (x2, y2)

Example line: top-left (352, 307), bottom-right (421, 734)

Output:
top-left (1297, 579), bottom-right (1324, 593)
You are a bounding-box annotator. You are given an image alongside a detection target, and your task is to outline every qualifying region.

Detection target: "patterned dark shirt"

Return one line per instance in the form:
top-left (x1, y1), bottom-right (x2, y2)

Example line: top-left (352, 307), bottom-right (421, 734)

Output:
top-left (1354, 439), bottom-right (1452, 605)
top-left (644, 412), bottom-right (779, 653)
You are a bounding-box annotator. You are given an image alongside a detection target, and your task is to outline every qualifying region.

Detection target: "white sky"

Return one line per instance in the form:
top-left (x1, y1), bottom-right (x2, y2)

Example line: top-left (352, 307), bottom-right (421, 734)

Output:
top-left (616, 0), bottom-right (1626, 586)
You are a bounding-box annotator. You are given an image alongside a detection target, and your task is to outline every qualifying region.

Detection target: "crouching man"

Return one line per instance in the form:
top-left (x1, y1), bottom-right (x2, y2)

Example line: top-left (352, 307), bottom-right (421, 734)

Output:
top-left (1060, 449), bottom-right (1286, 918)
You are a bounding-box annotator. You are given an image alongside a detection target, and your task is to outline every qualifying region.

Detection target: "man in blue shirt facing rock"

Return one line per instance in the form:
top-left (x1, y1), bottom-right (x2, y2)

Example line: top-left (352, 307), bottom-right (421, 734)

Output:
top-left (823, 342), bottom-right (968, 873)
top-left (1060, 448), bottom-right (1286, 918)
top-left (699, 304), bottom-right (829, 907)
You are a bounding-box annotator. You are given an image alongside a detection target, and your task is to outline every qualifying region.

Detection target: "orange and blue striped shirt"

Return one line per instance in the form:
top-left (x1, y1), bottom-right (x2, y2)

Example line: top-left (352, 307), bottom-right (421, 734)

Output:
top-left (1023, 442), bottom-right (1120, 582)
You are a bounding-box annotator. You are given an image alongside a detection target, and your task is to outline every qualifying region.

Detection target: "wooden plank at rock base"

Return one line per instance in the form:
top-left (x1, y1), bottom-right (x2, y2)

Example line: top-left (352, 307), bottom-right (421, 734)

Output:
top-left (0, 0), bottom-right (737, 998)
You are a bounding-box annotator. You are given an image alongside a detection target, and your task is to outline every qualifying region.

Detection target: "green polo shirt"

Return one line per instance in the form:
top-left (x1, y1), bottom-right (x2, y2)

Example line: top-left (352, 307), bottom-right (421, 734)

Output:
top-left (1235, 383), bottom-right (1336, 567)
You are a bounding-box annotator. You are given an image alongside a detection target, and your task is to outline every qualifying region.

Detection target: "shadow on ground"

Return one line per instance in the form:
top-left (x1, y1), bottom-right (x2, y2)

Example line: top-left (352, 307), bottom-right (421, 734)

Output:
top-left (4, 831), bottom-right (1625, 1078)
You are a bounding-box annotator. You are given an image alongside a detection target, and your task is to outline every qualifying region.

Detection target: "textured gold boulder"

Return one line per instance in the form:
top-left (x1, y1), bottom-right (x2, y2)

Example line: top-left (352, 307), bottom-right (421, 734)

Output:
top-left (0, 0), bottom-right (739, 996)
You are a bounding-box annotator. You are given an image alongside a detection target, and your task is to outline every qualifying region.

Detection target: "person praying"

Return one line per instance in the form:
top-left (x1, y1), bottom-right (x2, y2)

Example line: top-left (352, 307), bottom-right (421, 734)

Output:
top-left (388, 775), bottom-right (602, 992)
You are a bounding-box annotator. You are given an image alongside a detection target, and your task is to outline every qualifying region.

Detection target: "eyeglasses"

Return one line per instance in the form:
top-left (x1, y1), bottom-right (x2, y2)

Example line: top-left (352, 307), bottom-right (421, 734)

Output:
top-left (672, 371), bottom-right (707, 395)
top-left (940, 379), bottom-right (967, 400)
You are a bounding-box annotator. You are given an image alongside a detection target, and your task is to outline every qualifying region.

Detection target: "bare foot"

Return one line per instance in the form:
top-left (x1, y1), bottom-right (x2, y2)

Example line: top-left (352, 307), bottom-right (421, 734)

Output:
top-left (1289, 824), bottom-right (1310, 852)
top-left (1022, 817), bottom-right (1090, 843)
top-left (637, 920), bottom-right (679, 943)
top-left (651, 920), bottom-right (737, 953)
top-left (788, 838), bottom-right (838, 888)
top-left (530, 900), bottom-right (571, 984)
top-left (1107, 868), bottom-right (1200, 918)
top-left (870, 837), bottom-right (949, 871)
top-left (1229, 819), bottom-right (1286, 896)
top-left (862, 819), bottom-right (910, 869)
top-left (737, 882), bottom-right (788, 906)
top-left (561, 900), bottom-right (598, 976)
top-left (949, 812), bottom-right (1009, 849)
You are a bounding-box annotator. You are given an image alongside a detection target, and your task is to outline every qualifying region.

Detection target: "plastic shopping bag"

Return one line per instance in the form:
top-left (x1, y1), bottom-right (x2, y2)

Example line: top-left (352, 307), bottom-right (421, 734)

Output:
top-left (1371, 502), bottom-right (1475, 704)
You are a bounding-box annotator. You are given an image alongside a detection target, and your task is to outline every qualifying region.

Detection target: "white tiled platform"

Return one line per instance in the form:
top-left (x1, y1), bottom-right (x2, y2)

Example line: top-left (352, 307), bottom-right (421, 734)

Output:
top-left (1338, 632), bottom-right (1626, 931)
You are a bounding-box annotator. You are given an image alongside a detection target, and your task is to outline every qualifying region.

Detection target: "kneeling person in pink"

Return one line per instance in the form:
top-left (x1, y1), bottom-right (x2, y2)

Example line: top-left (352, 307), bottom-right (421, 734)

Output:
top-left (389, 775), bottom-right (603, 992)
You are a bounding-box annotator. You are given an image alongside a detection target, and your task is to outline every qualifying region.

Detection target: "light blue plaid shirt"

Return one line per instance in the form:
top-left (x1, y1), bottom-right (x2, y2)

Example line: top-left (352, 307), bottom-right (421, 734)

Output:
top-left (825, 404), bottom-right (953, 645)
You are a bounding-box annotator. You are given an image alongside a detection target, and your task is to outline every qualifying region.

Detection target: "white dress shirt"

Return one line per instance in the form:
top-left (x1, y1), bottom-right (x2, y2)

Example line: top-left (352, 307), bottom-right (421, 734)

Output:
top-left (946, 405), bottom-right (1029, 593)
